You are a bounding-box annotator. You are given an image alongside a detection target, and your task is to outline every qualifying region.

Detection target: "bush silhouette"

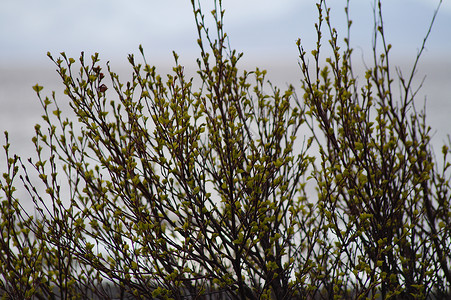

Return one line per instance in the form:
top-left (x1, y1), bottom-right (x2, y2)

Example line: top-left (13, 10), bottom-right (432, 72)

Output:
top-left (1, 0), bottom-right (450, 299)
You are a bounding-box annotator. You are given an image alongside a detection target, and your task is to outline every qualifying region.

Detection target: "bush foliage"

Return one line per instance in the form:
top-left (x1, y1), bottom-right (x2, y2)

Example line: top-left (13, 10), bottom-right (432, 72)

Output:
top-left (1, 0), bottom-right (450, 299)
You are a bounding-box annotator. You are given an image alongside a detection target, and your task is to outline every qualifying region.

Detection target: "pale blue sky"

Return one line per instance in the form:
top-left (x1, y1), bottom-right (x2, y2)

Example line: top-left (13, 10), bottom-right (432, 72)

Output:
top-left (1, 0), bottom-right (450, 66)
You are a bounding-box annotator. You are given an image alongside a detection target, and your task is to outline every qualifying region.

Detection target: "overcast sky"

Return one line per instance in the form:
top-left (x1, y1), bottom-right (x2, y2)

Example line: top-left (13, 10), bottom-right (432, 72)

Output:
top-left (0, 0), bottom-right (450, 167)
top-left (1, 0), bottom-right (450, 67)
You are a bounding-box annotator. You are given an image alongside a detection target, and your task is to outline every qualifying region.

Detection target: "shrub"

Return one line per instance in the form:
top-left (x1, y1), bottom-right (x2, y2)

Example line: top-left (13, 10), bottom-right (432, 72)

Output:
top-left (1, 0), bottom-right (449, 299)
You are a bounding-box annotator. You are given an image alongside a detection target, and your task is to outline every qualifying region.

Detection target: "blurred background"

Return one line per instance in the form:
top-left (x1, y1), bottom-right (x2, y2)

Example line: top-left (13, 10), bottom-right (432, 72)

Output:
top-left (1, 0), bottom-right (450, 166)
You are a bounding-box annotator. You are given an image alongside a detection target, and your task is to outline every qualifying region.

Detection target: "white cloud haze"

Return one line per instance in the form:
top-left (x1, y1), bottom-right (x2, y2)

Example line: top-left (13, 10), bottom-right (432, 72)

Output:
top-left (0, 0), bottom-right (449, 65)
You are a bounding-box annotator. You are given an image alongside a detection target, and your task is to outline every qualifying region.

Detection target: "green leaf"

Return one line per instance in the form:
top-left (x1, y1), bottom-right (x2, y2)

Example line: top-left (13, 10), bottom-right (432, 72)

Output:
top-left (32, 84), bottom-right (43, 93)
